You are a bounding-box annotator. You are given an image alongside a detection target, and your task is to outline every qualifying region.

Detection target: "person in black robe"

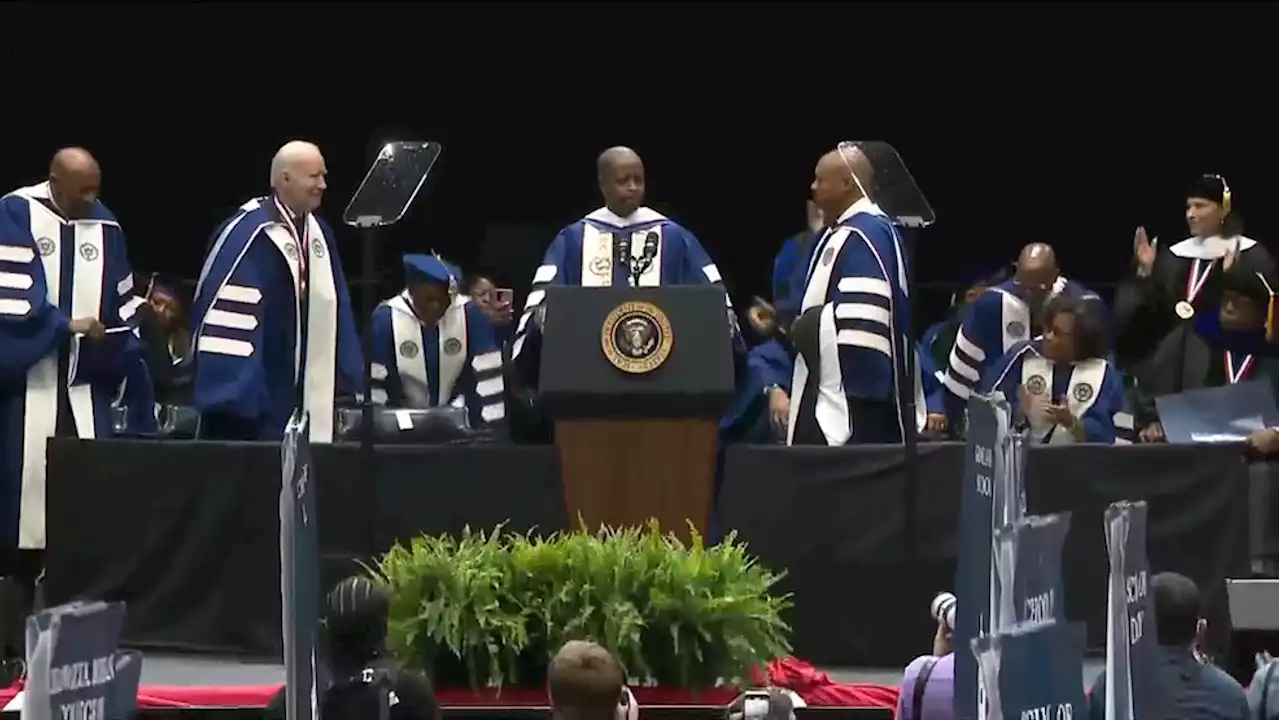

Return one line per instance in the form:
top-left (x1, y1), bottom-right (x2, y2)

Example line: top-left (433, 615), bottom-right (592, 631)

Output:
top-left (1131, 251), bottom-right (1278, 454)
top-left (1115, 174), bottom-right (1275, 367)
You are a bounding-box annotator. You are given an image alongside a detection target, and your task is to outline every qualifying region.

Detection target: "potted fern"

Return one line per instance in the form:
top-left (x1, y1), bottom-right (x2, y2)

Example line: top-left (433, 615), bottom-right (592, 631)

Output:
top-left (370, 521), bottom-right (792, 695)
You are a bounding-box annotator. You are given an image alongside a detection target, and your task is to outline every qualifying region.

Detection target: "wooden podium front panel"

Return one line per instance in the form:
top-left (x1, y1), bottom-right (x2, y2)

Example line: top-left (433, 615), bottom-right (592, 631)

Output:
top-left (555, 419), bottom-right (717, 541)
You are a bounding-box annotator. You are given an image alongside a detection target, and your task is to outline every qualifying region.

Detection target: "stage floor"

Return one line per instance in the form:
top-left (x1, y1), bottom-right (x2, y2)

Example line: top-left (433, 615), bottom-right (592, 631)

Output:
top-left (135, 653), bottom-right (1109, 692)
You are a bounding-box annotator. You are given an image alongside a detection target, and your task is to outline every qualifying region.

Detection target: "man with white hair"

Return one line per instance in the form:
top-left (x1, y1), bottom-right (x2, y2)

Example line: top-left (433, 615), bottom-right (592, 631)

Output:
top-left (190, 141), bottom-right (362, 442)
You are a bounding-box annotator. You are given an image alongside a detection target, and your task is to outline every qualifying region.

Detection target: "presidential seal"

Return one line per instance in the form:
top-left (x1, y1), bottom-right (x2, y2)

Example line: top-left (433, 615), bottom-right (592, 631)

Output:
top-left (399, 340), bottom-right (419, 359)
top-left (36, 237), bottom-right (55, 257)
top-left (1025, 374), bottom-right (1047, 396)
top-left (1071, 382), bottom-right (1094, 403)
top-left (313, 239), bottom-right (327, 259)
top-left (821, 246), bottom-right (836, 267)
top-left (443, 337), bottom-right (462, 356)
top-left (601, 300), bottom-right (673, 374)
top-left (1006, 321), bottom-right (1026, 338)
top-left (589, 256), bottom-right (611, 276)
top-left (78, 243), bottom-right (99, 262)
top-left (284, 243), bottom-right (299, 260)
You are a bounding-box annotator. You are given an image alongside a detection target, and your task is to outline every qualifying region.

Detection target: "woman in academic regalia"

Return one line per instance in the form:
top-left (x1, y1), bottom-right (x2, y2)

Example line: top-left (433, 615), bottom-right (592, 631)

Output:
top-left (981, 295), bottom-right (1130, 445)
top-left (1131, 254), bottom-right (1279, 451)
top-left (1115, 174), bottom-right (1275, 367)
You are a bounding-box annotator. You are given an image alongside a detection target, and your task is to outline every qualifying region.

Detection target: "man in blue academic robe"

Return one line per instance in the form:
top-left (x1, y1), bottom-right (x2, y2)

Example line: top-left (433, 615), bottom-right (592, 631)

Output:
top-left (0, 148), bottom-right (143, 563)
top-left (940, 243), bottom-right (1102, 426)
top-left (786, 147), bottom-right (912, 446)
top-left (510, 146), bottom-right (742, 374)
top-left (982, 295), bottom-right (1132, 444)
top-left (190, 141), bottom-right (362, 442)
top-left (369, 254), bottom-right (506, 430)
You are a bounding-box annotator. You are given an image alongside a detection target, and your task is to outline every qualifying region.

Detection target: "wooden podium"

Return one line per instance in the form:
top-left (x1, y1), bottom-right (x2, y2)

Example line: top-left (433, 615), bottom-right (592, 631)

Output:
top-left (537, 286), bottom-right (736, 541)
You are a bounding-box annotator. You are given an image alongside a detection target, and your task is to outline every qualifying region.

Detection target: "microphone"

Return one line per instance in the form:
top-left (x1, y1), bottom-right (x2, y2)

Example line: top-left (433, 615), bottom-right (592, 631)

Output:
top-left (613, 234), bottom-right (632, 282)
top-left (630, 231), bottom-right (659, 285)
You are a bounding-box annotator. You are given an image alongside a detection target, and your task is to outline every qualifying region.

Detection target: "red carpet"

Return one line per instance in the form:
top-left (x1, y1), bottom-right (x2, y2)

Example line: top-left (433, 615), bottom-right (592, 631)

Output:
top-left (0, 658), bottom-right (901, 710)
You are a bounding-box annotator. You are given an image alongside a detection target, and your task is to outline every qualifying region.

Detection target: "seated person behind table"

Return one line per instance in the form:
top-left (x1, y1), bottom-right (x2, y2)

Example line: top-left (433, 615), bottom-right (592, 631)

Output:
top-left (369, 254), bottom-right (506, 429)
top-left (1131, 251), bottom-right (1277, 453)
top-left (128, 274), bottom-right (194, 405)
top-left (940, 243), bottom-right (1101, 427)
top-left (267, 576), bottom-right (440, 720)
top-left (981, 295), bottom-right (1131, 444)
top-left (465, 271), bottom-right (515, 347)
top-left (1087, 572), bottom-right (1249, 720)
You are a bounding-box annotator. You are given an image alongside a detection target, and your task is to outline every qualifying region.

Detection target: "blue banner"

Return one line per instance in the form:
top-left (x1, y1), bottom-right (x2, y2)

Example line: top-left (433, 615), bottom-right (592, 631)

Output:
top-left (1104, 501), bottom-right (1162, 720)
top-left (954, 395), bottom-right (1015, 720)
top-left (994, 513), bottom-right (1070, 629)
top-left (24, 601), bottom-right (139, 720)
top-left (281, 411), bottom-right (322, 720)
top-left (979, 620), bottom-right (1087, 720)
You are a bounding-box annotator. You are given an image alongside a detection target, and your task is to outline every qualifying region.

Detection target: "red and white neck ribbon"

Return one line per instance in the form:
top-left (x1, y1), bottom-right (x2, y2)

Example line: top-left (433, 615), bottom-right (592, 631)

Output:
top-left (273, 197), bottom-right (309, 290)
top-left (1185, 258), bottom-right (1215, 304)
top-left (1225, 351), bottom-right (1254, 385)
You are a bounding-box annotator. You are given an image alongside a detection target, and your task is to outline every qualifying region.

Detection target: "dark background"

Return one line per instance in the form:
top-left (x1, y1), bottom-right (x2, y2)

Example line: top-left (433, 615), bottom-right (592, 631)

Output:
top-left (4, 1), bottom-right (1273, 329)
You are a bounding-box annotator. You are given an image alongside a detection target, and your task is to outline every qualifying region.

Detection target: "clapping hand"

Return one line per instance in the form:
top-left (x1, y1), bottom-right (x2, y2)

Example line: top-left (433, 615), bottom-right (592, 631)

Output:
top-left (1133, 226), bottom-right (1158, 273)
top-left (1045, 402), bottom-right (1077, 429)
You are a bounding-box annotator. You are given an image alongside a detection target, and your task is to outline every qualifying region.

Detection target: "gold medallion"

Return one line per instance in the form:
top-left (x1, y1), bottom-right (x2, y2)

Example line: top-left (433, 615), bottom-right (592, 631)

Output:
top-left (601, 300), bottom-right (674, 374)
top-left (1174, 300), bottom-right (1195, 320)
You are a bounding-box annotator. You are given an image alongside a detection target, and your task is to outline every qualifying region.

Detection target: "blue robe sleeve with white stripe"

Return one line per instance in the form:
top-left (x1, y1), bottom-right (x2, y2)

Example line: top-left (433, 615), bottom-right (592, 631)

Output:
top-left (460, 303), bottom-right (506, 429)
top-left (190, 222), bottom-right (274, 423)
top-left (510, 226), bottom-right (574, 370)
top-left (368, 303), bottom-right (402, 407)
top-left (0, 196), bottom-right (70, 381)
top-left (829, 215), bottom-right (906, 402)
top-left (941, 290), bottom-right (1004, 421)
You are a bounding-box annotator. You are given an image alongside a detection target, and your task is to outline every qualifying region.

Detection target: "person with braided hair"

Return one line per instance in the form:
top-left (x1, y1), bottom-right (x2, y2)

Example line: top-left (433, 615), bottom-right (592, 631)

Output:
top-left (267, 576), bottom-right (439, 720)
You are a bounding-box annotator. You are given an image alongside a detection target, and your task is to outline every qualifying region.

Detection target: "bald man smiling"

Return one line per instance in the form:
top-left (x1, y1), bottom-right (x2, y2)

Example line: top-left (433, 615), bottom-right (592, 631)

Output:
top-left (191, 141), bottom-right (363, 442)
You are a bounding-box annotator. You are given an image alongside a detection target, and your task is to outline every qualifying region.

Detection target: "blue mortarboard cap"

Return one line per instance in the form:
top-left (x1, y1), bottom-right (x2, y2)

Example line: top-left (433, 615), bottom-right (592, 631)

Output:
top-left (403, 253), bottom-right (456, 286)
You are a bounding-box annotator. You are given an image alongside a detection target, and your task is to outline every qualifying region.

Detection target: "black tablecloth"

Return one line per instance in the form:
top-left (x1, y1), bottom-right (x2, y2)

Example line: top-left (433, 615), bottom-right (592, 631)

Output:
top-left (45, 439), bottom-right (1251, 667)
top-left (44, 439), bottom-right (564, 657)
top-left (720, 442), bottom-right (1251, 667)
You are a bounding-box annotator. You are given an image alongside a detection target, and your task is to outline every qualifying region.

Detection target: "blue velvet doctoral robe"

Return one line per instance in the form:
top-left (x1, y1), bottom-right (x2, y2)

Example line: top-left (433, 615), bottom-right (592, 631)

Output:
top-left (0, 182), bottom-right (142, 550)
top-left (981, 339), bottom-right (1133, 444)
top-left (190, 196), bottom-right (362, 442)
top-left (369, 292), bottom-right (506, 429)
top-left (785, 198), bottom-right (911, 445)
top-left (941, 277), bottom-right (1101, 423)
top-left (510, 206), bottom-right (744, 374)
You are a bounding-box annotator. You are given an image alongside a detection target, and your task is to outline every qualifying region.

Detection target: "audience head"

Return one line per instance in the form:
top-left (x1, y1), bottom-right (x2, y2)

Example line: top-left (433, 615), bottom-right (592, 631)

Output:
top-left (270, 140), bottom-right (327, 215)
top-left (548, 640), bottom-right (627, 720)
top-left (403, 254), bottom-right (459, 327)
top-left (1152, 572), bottom-right (1205, 648)
top-left (144, 275), bottom-right (186, 331)
top-left (467, 273), bottom-right (497, 303)
top-left (324, 575), bottom-right (391, 667)
top-left (1013, 243), bottom-right (1061, 313)
top-left (1220, 264), bottom-right (1276, 338)
top-left (48, 147), bottom-right (101, 220)
top-left (1042, 294), bottom-right (1108, 364)
top-left (1186, 174), bottom-right (1240, 238)
top-left (597, 147), bottom-right (645, 218)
